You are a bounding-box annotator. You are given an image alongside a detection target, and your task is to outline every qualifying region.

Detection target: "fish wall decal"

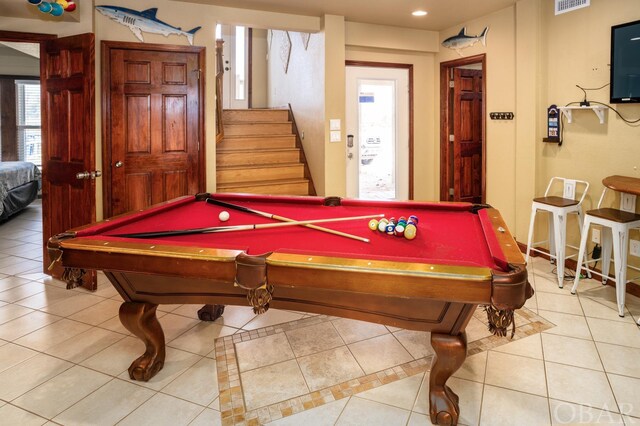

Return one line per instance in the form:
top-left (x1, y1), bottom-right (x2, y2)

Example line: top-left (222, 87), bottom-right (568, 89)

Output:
top-left (441, 27), bottom-right (489, 56)
top-left (96, 6), bottom-right (201, 46)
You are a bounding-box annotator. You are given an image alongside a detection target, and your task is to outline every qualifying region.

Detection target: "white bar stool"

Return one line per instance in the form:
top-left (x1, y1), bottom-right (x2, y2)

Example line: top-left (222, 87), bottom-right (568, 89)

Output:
top-left (525, 177), bottom-right (590, 288)
top-left (572, 175), bottom-right (640, 324)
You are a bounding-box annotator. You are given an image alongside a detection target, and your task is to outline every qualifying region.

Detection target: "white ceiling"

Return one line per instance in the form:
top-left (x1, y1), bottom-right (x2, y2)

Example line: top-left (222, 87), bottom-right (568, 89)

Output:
top-left (0, 0), bottom-right (517, 32)
top-left (175, 0), bottom-right (517, 31)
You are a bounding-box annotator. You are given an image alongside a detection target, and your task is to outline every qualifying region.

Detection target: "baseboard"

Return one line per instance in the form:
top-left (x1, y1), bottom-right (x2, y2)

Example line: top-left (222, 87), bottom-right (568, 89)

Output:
top-left (516, 241), bottom-right (640, 299)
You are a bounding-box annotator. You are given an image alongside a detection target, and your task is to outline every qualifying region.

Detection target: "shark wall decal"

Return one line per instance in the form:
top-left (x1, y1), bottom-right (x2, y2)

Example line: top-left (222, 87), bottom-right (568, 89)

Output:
top-left (441, 27), bottom-right (489, 56)
top-left (95, 6), bottom-right (201, 46)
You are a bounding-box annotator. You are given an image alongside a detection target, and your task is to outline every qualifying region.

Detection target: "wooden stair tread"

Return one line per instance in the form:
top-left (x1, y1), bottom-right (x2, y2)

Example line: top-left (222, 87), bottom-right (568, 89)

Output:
top-left (225, 121), bottom-right (291, 125)
top-left (217, 177), bottom-right (309, 187)
top-left (222, 134), bottom-right (295, 139)
top-left (217, 162), bottom-right (303, 171)
top-left (217, 147), bottom-right (299, 153)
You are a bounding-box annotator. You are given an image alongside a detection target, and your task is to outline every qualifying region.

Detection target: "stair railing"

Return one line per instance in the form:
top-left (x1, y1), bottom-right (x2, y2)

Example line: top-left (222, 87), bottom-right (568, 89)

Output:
top-left (215, 39), bottom-right (224, 144)
top-left (288, 104), bottom-right (317, 196)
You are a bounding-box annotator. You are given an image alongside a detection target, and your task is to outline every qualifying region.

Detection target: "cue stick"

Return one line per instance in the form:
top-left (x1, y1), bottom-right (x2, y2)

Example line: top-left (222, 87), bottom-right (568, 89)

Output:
top-left (206, 198), bottom-right (371, 243)
top-left (113, 213), bottom-right (384, 239)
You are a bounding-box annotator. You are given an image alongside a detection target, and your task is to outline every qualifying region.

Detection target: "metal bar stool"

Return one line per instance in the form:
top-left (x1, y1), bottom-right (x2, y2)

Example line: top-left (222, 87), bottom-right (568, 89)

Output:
top-left (525, 177), bottom-right (590, 288)
top-left (572, 175), bottom-right (640, 324)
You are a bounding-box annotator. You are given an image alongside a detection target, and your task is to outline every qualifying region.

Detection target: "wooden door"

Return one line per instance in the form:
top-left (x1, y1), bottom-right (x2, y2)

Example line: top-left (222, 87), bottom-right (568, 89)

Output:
top-left (103, 42), bottom-right (205, 217)
top-left (452, 68), bottom-right (483, 204)
top-left (41, 33), bottom-right (97, 287)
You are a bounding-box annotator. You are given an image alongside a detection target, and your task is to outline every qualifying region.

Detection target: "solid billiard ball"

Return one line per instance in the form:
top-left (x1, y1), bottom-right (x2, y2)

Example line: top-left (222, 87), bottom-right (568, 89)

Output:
top-left (368, 219), bottom-right (379, 231)
top-left (218, 211), bottom-right (230, 222)
top-left (404, 224), bottom-right (417, 240)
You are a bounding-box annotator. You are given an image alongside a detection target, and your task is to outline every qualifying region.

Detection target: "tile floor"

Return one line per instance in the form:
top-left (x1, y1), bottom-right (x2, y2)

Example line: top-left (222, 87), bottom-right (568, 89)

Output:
top-left (0, 200), bottom-right (640, 425)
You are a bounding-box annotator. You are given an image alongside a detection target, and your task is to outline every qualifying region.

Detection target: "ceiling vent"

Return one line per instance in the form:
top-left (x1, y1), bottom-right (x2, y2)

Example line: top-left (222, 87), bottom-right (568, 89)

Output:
top-left (555, 0), bottom-right (590, 15)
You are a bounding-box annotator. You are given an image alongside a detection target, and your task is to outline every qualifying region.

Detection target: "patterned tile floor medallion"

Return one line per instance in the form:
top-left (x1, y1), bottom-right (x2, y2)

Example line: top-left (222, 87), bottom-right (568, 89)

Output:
top-left (215, 307), bottom-right (554, 425)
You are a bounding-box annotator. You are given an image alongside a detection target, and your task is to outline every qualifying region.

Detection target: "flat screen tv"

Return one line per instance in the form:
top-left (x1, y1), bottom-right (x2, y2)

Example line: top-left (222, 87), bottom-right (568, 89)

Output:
top-left (610, 19), bottom-right (640, 103)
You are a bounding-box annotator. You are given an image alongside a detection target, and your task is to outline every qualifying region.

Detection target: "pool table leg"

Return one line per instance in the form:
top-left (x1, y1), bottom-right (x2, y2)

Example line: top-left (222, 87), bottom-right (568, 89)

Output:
top-left (119, 302), bottom-right (166, 382)
top-left (429, 332), bottom-right (467, 426)
top-left (197, 304), bottom-right (226, 321)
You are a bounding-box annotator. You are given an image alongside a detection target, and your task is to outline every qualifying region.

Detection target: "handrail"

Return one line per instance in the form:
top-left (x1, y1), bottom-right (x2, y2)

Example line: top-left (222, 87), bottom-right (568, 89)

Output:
top-left (215, 39), bottom-right (224, 144)
top-left (288, 103), bottom-right (317, 196)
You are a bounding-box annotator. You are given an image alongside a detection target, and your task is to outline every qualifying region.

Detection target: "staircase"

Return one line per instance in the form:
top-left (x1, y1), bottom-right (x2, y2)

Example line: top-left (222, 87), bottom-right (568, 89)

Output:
top-left (216, 108), bottom-right (315, 196)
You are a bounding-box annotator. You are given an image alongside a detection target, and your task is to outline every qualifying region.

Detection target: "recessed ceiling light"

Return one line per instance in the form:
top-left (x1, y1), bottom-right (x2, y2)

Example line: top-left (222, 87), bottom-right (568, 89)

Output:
top-left (412, 10), bottom-right (428, 17)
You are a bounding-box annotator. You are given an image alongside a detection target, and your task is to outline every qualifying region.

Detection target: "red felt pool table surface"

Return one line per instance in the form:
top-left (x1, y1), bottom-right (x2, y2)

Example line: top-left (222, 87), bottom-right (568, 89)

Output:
top-left (72, 193), bottom-right (507, 271)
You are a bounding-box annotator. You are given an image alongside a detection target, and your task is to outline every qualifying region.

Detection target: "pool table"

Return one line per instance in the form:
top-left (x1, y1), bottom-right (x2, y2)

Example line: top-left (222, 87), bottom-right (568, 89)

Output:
top-left (48, 193), bottom-right (532, 426)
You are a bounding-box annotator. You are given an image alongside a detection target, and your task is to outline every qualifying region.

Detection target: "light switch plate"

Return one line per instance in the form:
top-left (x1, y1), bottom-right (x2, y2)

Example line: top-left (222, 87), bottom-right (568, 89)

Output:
top-left (330, 119), bottom-right (341, 131)
top-left (330, 130), bottom-right (341, 142)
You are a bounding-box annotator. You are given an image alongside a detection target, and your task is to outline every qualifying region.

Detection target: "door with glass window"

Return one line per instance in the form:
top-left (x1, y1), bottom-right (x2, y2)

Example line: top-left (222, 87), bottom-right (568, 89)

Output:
top-left (346, 66), bottom-right (410, 200)
top-left (218, 24), bottom-right (248, 109)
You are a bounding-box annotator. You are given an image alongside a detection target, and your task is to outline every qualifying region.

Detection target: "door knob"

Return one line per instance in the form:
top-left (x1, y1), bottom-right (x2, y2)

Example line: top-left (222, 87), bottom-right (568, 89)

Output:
top-left (114, 161), bottom-right (123, 168)
top-left (76, 170), bottom-right (102, 180)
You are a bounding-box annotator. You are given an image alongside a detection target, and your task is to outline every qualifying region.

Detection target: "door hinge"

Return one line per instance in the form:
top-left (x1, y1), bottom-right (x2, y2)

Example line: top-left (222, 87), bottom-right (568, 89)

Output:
top-left (449, 134), bottom-right (454, 142)
top-left (197, 141), bottom-right (200, 151)
top-left (449, 188), bottom-right (454, 196)
top-left (449, 80), bottom-right (454, 88)
top-left (193, 69), bottom-right (202, 80)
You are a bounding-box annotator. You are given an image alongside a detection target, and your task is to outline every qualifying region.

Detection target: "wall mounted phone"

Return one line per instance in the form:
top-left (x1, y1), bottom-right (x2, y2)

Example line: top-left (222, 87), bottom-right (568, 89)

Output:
top-left (543, 104), bottom-right (562, 145)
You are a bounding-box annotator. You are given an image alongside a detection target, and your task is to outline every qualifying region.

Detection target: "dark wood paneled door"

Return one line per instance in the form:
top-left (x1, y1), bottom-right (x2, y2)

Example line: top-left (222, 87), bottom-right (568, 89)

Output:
top-left (453, 68), bottom-right (483, 203)
top-left (41, 33), bottom-right (97, 287)
top-left (452, 68), bottom-right (483, 204)
top-left (103, 42), bottom-right (204, 217)
top-left (439, 55), bottom-right (485, 204)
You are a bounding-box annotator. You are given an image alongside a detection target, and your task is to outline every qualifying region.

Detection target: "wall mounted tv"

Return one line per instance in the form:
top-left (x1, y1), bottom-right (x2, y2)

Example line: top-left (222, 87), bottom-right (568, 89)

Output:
top-left (610, 19), bottom-right (640, 103)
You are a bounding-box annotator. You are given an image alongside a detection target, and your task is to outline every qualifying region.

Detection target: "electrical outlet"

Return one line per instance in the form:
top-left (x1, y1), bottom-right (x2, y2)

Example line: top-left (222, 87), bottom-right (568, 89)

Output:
top-left (631, 239), bottom-right (640, 257)
top-left (592, 228), bottom-right (601, 244)
top-left (563, 180), bottom-right (576, 200)
top-left (621, 193), bottom-right (636, 213)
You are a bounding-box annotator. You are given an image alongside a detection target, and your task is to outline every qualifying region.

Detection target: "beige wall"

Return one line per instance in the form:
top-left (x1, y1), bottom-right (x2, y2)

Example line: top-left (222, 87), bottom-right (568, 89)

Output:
top-left (323, 15), bottom-right (346, 196)
top-left (250, 28), bottom-right (268, 108)
top-left (268, 28), bottom-right (326, 194)
top-left (538, 0), bottom-right (640, 265)
top-left (344, 48), bottom-right (437, 201)
top-left (437, 6), bottom-right (520, 234)
top-left (0, 47), bottom-right (39, 76)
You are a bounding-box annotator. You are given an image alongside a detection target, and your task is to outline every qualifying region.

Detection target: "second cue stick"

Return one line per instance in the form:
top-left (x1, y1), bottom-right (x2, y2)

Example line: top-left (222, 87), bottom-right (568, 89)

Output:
top-left (206, 198), bottom-right (370, 243)
top-left (114, 214), bottom-right (384, 239)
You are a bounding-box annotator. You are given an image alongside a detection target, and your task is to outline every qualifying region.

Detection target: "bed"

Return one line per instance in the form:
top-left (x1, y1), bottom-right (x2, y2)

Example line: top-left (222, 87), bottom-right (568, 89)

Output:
top-left (0, 161), bottom-right (41, 221)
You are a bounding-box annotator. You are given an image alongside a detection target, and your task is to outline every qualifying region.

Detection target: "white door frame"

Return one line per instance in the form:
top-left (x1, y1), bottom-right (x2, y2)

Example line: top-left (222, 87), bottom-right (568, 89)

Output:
top-left (219, 24), bottom-right (248, 109)
top-left (345, 62), bottom-right (413, 200)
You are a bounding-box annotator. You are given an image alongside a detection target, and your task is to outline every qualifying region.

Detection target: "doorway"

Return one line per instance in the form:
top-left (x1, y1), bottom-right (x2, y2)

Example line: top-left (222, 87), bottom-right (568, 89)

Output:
top-left (345, 62), bottom-right (413, 200)
top-left (0, 31), bottom-right (97, 286)
top-left (101, 41), bottom-right (205, 217)
top-left (439, 54), bottom-right (486, 203)
top-left (217, 24), bottom-right (249, 109)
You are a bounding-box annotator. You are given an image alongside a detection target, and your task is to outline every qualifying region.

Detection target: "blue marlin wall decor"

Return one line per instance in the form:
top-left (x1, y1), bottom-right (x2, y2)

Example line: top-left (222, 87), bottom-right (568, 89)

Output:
top-left (96, 6), bottom-right (201, 45)
top-left (441, 27), bottom-right (489, 56)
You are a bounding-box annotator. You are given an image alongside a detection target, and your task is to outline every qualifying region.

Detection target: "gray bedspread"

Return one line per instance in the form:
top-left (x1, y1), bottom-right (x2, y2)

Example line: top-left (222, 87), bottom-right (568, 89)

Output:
top-left (0, 161), bottom-right (41, 216)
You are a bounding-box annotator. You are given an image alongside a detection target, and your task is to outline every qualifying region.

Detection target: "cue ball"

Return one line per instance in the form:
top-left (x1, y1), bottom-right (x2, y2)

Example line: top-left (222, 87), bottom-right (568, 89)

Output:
top-left (218, 211), bottom-right (230, 222)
